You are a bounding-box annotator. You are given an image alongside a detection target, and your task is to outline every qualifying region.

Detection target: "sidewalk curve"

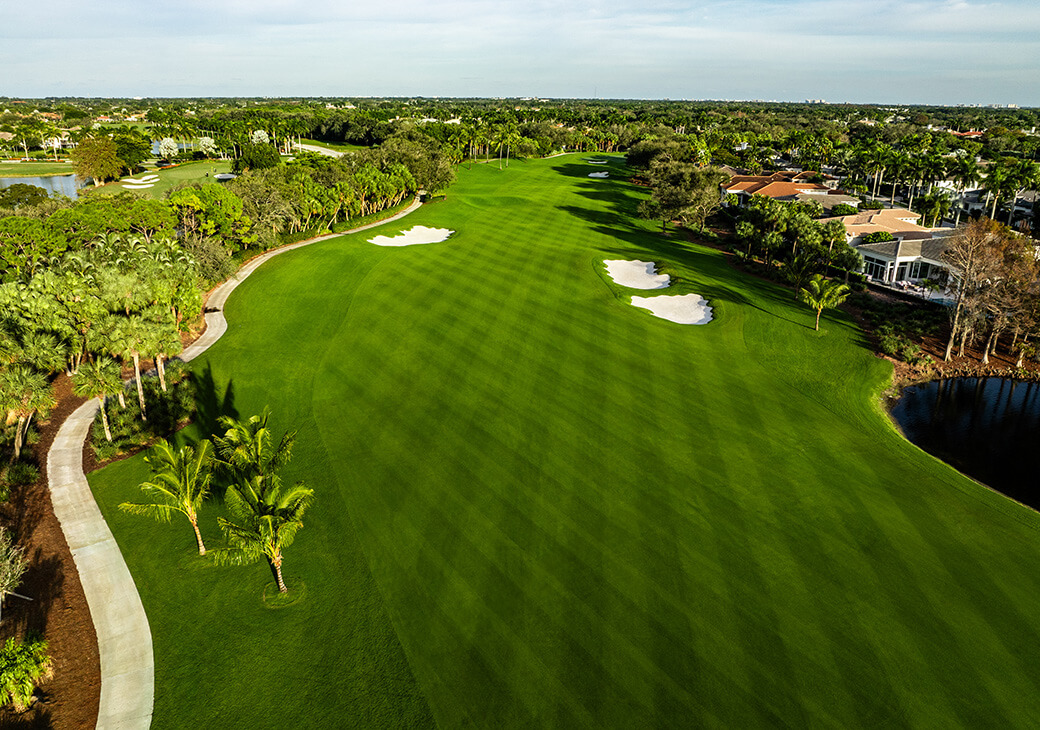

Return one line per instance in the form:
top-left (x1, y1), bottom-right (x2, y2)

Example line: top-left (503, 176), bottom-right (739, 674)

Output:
top-left (46, 197), bottom-right (423, 729)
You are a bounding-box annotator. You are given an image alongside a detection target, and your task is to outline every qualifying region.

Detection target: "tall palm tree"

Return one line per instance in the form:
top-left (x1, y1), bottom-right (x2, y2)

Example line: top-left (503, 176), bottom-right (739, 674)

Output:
top-left (798, 274), bottom-right (851, 331)
top-left (71, 356), bottom-right (122, 442)
top-left (216, 474), bottom-right (313, 593)
top-left (111, 315), bottom-right (151, 420)
top-left (119, 439), bottom-right (213, 555)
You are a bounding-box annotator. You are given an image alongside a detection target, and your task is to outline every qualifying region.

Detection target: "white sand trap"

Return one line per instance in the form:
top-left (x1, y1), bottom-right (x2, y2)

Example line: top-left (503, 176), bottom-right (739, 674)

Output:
top-left (588, 172), bottom-right (609, 178)
top-left (124, 175), bottom-right (160, 184)
top-left (122, 183), bottom-right (155, 189)
top-left (368, 225), bottom-right (454, 247)
top-left (630, 294), bottom-right (713, 325)
top-left (586, 159), bottom-right (608, 164)
top-left (603, 260), bottom-right (670, 290)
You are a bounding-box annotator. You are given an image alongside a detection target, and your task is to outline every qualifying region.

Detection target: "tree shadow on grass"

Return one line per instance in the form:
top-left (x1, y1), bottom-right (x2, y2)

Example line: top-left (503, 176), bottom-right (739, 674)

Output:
top-left (192, 364), bottom-right (238, 440)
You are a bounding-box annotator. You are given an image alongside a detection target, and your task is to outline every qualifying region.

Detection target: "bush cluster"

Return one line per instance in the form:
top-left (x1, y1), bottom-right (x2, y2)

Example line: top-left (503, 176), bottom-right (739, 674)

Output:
top-left (89, 362), bottom-right (197, 462)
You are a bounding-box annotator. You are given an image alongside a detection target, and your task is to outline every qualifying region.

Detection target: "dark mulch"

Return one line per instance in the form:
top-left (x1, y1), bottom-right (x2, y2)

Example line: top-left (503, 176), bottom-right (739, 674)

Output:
top-left (0, 374), bottom-right (101, 729)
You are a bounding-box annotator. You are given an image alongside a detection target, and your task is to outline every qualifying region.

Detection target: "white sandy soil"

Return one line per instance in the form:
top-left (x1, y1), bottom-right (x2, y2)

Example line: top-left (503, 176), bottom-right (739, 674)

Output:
top-left (369, 225), bottom-right (454, 247)
top-left (630, 294), bottom-right (713, 325)
top-left (603, 260), bottom-right (670, 289)
top-left (588, 172), bottom-right (609, 178)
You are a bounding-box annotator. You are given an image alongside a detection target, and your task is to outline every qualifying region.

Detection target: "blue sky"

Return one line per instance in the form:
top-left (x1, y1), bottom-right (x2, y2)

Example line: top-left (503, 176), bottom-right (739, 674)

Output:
top-left (2, 0), bottom-right (1038, 105)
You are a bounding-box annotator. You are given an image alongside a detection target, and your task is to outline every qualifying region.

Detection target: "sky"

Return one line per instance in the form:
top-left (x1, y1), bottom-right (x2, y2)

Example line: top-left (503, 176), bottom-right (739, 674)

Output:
top-left (2, 0), bottom-right (1038, 105)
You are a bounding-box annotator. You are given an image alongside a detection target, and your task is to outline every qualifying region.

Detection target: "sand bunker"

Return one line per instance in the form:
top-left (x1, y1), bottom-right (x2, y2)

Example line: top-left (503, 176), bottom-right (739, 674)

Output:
top-left (124, 174), bottom-right (160, 184)
top-left (588, 172), bottom-right (609, 178)
top-left (630, 294), bottom-right (713, 325)
top-left (122, 183), bottom-right (155, 190)
top-left (586, 159), bottom-right (608, 164)
top-left (368, 225), bottom-right (454, 247)
top-left (604, 260), bottom-right (670, 290)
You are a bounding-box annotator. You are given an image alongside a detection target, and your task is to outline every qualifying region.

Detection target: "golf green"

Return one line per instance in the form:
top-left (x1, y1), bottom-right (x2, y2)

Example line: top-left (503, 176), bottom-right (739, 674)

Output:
top-left (89, 155), bottom-right (1040, 728)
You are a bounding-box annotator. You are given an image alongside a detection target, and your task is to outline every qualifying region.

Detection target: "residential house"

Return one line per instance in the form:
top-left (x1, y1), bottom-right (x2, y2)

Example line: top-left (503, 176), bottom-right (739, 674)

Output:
top-left (821, 207), bottom-right (953, 285)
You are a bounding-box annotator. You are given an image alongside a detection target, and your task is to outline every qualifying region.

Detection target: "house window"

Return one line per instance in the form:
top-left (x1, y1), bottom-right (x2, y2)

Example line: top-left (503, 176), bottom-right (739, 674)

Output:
top-left (863, 256), bottom-right (886, 279)
top-left (908, 261), bottom-right (922, 279)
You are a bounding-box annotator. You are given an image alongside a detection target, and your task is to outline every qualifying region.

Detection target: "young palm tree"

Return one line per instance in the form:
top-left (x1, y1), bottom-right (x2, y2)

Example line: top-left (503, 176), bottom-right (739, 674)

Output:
top-left (71, 356), bottom-right (123, 442)
top-left (217, 475), bottom-right (313, 593)
top-left (798, 274), bottom-right (851, 331)
top-left (119, 439), bottom-right (213, 555)
top-left (0, 365), bottom-right (55, 463)
top-left (213, 409), bottom-right (296, 487)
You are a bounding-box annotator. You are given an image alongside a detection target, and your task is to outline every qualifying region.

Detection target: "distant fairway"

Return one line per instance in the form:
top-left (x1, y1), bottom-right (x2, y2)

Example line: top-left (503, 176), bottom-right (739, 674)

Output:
top-left (89, 155), bottom-right (1040, 728)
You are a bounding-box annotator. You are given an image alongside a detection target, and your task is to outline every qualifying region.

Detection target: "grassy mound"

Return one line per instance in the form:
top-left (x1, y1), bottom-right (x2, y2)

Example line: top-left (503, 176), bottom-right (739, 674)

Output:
top-left (89, 155), bottom-right (1040, 728)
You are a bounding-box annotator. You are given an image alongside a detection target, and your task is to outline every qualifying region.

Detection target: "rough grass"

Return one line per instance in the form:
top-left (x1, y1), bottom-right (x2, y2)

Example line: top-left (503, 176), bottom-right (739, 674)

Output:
top-left (89, 154), bottom-right (1040, 728)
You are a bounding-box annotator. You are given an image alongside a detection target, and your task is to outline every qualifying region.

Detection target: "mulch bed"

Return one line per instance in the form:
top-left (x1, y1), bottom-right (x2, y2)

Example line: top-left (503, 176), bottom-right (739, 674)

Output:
top-left (0, 374), bottom-right (100, 729)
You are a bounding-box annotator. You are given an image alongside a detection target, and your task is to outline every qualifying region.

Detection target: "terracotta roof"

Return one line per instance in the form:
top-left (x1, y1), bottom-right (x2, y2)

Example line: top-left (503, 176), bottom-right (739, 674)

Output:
top-left (821, 208), bottom-right (939, 239)
top-left (723, 170), bottom-right (833, 198)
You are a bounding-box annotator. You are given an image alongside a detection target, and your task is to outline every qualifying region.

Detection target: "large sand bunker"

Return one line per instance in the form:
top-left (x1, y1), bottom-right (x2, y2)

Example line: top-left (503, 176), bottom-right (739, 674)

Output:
top-left (588, 172), bottom-right (609, 178)
top-left (603, 260), bottom-right (670, 290)
top-left (630, 294), bottom-right (713, 325)
top-left (369, 225), bottom-right (454, 247)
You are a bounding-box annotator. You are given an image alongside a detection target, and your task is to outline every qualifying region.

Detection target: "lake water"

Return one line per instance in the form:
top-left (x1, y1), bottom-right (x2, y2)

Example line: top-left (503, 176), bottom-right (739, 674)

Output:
top-left (891, 377), bottom-right (1040, 509)
top-left (0, 174), bottom-right (81, 199)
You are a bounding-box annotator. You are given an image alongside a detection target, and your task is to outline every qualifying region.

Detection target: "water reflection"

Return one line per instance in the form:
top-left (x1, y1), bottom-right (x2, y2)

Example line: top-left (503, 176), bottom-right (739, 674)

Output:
top-left (891, 377), bottom-right (1040, 509)
top-left (0, 175), bottom-right (81, 199)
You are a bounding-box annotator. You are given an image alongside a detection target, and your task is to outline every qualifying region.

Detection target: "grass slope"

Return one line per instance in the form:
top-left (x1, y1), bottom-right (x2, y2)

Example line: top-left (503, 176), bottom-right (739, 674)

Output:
top-left (91, 160), bottom-right (234, 199)
top-left (89, 155), bottom-right (1040, 728)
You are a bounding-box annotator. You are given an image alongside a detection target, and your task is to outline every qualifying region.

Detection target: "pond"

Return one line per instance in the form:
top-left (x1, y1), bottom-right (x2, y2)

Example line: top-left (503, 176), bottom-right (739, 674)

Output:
top-left (891, 377), bottom-right (1040, 510)
top-left (0, 174), bottom-right (82, 199)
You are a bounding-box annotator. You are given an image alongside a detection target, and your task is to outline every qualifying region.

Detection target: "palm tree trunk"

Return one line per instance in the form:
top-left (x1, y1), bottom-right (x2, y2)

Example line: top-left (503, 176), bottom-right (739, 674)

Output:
top-left (191, 517), bottom-right (206, 555)
top-left (274, 553), bottom-right (287, 593)
top-left (98, 396), bottom-right (112, 442)
top-left (11, 416), bottom-right (25, 462)
top-left (815, 308), bottom-right (822, 331)
top-left (132, 353), bottom-right (147, 420)
top-left (157, 355), bottom-right (167, 392)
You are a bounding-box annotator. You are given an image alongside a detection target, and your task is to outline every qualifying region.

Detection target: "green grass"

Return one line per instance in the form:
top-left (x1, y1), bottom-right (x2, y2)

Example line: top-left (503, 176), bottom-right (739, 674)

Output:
top-left (299, 138), bottom-right (367, 153)
top-left (0, 160), bottom-right (75, 176)
top-left (89, 154), bottom-right (1040, 728)
top-left (91, 160), bottom-right (233, 199)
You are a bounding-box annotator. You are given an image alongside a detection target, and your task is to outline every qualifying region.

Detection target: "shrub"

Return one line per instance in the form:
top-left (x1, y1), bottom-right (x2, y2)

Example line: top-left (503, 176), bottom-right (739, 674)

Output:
top-left (830, 203), bottom-right (859, 217)
top-left (859, 199), bottom-right (885, 210)
top-left (862, 231), bottom-right (895, 244)
top-left (0, 634), bottom-right (52, 712)
top-left (2, 462), bottom-right (39, 488)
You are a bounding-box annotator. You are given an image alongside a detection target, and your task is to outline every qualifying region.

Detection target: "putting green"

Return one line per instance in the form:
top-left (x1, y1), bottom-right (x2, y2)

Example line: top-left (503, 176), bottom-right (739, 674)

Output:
top-left (89, 155), bottom-right (1040, 728)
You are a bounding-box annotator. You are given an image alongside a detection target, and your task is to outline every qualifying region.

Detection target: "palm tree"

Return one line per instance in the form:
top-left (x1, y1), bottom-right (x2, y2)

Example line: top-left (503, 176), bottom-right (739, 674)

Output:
top-left (217, 474), bottom-right (313, 593)
top-left (798, 274), bottom-right (851, 331)
top-left (0, 365), bottom-right (55, 463)
top-left (111, 315), bottom-right (151, 420)
top-left (71, 356), bottom-right (122, 442)
top-left (213, 409), bottom-right (296, 487)
top-left (119, 439), bottom-right (213, 555)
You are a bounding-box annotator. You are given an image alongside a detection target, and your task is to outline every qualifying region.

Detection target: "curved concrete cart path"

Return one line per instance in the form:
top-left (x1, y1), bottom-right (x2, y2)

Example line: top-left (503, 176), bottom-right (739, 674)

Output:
top-left (49, 400), bottom-right (152, 730)
top-left (47, 197), bottom-right (422, 729)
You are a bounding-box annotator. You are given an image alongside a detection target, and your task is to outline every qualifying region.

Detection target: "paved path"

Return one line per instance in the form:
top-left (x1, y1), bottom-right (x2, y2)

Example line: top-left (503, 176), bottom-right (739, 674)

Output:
top-left (48, 400), bottom-right (153, 730)
top-left (47, 198), bottom-right (422, 729)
